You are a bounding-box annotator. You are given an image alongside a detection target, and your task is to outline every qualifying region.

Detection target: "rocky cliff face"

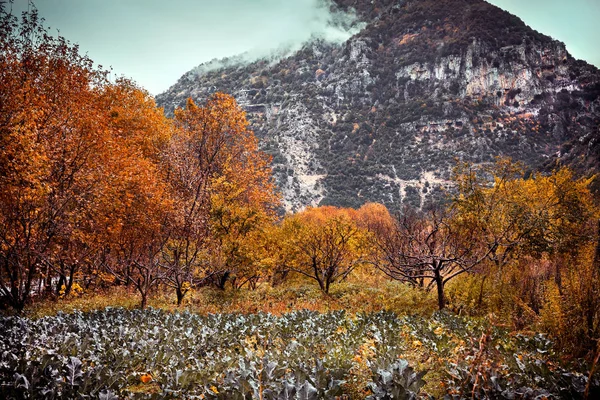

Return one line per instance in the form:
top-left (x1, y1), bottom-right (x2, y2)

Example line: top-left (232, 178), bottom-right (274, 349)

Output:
top-left (156, 0), bottom-right (600, 211)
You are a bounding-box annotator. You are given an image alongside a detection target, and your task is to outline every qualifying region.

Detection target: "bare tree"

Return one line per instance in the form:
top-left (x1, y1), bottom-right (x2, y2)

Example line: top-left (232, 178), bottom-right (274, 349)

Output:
top-left (373, 207), bottom-right (492, 310)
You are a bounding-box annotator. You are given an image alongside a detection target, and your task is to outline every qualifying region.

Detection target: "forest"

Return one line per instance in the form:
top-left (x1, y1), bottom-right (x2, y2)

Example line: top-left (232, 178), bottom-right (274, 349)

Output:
top-left (1, 4), bottom-right (600, 399)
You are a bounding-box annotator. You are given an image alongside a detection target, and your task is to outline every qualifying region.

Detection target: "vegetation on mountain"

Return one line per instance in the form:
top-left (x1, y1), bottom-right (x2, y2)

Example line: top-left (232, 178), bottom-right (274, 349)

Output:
top-left (157, 0), bottom-right (600, 211)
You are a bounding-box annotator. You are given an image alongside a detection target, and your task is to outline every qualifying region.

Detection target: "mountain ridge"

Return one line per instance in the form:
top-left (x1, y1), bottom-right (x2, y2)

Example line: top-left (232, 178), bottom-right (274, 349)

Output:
top-left (156, 0), bottom-right (600, 211)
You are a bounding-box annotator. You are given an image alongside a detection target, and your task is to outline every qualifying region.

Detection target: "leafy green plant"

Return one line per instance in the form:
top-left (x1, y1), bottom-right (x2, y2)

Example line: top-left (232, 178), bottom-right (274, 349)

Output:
top-left (367, 359), bottom-right (426, 399)
top-left (0, 308), bottom-right (597, 398)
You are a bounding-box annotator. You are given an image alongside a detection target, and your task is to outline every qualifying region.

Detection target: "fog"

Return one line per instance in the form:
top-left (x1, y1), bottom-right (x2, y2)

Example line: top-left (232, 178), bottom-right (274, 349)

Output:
top-left (190, 0), bottom-right (364, 77)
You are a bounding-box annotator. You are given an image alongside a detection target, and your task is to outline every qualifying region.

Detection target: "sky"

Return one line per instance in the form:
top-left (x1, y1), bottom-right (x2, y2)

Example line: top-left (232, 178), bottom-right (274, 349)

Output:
top-left (8, 0), bottom-right (600, 95)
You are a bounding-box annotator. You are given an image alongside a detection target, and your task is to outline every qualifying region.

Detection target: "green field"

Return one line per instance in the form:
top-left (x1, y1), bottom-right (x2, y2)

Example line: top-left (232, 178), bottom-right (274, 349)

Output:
top-left (1, 308), bottom-right (596, 399)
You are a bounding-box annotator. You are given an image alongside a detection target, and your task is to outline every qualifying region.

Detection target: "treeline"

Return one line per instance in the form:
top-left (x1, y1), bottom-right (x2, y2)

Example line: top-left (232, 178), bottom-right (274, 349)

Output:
top-left (0, 6), bottom-right (278, 310)
top-left (2, 4), bottom-right (600, 358)
top-left (262, 162), bottom-right (600, 355)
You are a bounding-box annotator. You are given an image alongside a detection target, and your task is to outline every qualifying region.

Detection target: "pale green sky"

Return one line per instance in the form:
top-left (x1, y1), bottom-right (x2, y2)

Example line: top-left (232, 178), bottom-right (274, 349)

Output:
top-left (9, 0), bottom-right (600, 95)
top-left (487, 0), bottom-right (600, 67)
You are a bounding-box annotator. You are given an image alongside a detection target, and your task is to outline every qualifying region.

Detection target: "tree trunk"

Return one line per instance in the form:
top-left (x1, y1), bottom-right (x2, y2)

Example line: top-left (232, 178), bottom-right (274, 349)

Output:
top-left (217, 271), bottom-right (230, 290)
top-left (56, 274), bottom-right (65, 296)
top-left (249, 278), bottom-right (257, 291)
top-left (11, 268), bottom-right (27, 313)
top-left (10, 282), bottom-right (20, 311)
top-left (477, 274), bottom-right (487, 308)
top-left (44, 264), bottom-right (53, 295)
top-left (64, 265), bottom-right (76, 297)
top-left (176, 287), bottom-right (184, 306)
top-left (125, 265), bottom-right (132, 287)
top-left (434, 269), bottom-right (445, 310)
top-left (271, 269), bottom-right (289, 286)
top-left (140, 292), bottom-right (148, 309)
top-left (554, 256), bottom-right (563, 293)
top-left (14, 298), bottom-right (26, 313)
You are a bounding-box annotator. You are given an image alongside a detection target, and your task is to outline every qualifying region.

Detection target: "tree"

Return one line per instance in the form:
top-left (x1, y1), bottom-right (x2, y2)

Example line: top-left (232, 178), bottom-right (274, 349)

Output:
top-left (164, 94), bottom-right (278, 299)
top-left (372, 207), bottom-right (491, 310)
top-left (0, 5), bottom-right (279, 310)
top-left (97, 143), bottom-right (173, 310)
top-left (96, 80), bottom-right (174, 309)
top-left (451, 159), bottom-right (600, 336)
top-left (371, 160), bottom-right (598, 311)
top-left (355, 203), bottom-right (396, 236)
top-left (0, 4), bottom-right (110, 310)
top-left (276, 207), bottom-right (366, 294)
top-left (453, 159), bottom-right (597, 283)
top-left (355, 202), bottom-right (397, 278)
top-left (208, 179), bottom-right (275, 290)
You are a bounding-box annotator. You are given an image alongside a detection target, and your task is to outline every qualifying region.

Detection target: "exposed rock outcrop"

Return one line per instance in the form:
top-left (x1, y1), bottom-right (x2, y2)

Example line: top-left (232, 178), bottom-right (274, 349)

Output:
top-left (156, 0), bottom-right (600, 211)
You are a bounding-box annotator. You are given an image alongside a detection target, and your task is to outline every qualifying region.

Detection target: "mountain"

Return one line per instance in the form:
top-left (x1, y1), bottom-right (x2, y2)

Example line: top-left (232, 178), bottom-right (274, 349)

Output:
top-left (156, 0), bottom-right (600, 211)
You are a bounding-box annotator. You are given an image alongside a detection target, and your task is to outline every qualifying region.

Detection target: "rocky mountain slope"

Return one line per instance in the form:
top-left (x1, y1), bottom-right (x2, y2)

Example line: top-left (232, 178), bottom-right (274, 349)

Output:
top-left (156, 0), bottom-right (600, 211)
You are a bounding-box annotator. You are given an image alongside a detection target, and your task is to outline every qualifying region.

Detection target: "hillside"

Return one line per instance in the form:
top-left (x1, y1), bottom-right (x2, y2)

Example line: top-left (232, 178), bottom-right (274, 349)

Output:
top-left (156, 0), bottom-right (600, 211)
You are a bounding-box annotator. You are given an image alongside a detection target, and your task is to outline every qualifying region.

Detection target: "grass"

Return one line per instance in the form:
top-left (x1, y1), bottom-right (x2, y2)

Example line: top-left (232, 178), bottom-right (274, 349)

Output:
top-left (22, 275), bottom-right (438, 320)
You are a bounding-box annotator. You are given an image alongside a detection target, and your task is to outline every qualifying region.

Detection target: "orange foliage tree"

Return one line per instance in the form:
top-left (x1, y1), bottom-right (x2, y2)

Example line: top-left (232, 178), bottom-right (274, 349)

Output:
top-left (0, 5), bottom-right (279, 310)
top-left (0, 5), bottom-right (111, 310)
top-left (165, 94), bottom-right (278, 298)
top-left (96, 80), bottom-right (174, 309)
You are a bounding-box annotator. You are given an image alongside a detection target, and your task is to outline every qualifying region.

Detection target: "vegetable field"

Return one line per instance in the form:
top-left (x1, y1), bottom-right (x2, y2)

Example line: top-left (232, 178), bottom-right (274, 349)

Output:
top-left (1, 308), bottom-right (597, 399)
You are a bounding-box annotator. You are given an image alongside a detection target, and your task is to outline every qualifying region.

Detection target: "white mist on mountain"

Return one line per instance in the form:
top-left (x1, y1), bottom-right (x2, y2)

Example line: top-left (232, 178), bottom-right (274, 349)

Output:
top-left (189, 0), bottom-right (365, 78)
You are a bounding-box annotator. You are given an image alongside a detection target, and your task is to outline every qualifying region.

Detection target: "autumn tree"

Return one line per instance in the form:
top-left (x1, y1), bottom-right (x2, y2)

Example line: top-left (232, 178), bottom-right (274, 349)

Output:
top-left (453, 160), bottom-right (597, 283)
top-left (96, 79), bottom-right (174, 309)
top-left (100, 163), bottom-right (172, 310)
top-left (164, 94), bottom-right (278, 299)
top-left (361, 201), bottom-right (490, 310)
top-left (452, 159), bottom-right (600, 339)
top-left (208, 175), bottom-right (277, 290)
top-left (373, 206), bottom-right (491, 310)
top-left (275, 207), bottom-right (366, 293)
top-left (539, 231), bottom-right (600, 356)
top-left (206, 113), bottom-right (279, 290)
top-left (354, 203), bottom-right (397, 278)
top-left (355, 203), bottom-right (396, 236)
top-left (0, 5), bottom-right (110, 310)
top-left (0, 5), bottom-right (278, 311)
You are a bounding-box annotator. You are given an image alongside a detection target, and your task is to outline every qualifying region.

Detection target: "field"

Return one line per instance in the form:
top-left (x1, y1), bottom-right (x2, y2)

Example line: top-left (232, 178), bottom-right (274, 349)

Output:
top-left (1, 299), bottom-right (597, 399)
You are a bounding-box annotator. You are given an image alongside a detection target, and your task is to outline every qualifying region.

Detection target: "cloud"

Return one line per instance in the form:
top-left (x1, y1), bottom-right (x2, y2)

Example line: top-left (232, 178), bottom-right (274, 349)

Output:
top-left (189, 0), bottom-right (365, 77)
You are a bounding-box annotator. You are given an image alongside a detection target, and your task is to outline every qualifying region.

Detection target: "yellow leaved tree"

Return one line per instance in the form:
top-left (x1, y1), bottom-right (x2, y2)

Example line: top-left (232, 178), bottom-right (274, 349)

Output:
top-left (273, 206), bottom-right (368, 293)
top-left (165, 94), bottom-right (278, 298)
